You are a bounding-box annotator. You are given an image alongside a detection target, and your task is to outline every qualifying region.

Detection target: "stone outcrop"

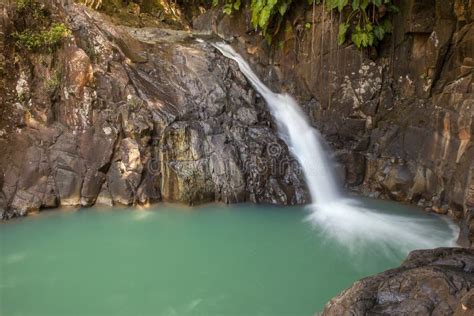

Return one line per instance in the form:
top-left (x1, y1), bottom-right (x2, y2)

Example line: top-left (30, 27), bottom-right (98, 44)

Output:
top-left (192, 0), bottom-right (474, 246)
top-left (0, 2), bottom-right (307, 219)
top-left (322, 247), bottom-right (474, 315)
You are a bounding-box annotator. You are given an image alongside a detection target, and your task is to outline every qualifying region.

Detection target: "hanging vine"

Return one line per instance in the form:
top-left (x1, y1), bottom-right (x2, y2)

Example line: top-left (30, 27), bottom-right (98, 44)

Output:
top-left (212, 0), bottom-right (399, 49)
top-left (333, 0), bottom-right (399, 48)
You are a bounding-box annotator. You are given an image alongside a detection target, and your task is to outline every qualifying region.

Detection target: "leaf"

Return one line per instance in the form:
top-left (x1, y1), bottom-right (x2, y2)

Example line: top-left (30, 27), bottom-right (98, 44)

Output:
top-left (223, 3), bottom-right (233, 15)
top-left (365, 22), bottom-right (373, 32)
top-left (234, 0), bottom-right (241, 10)
top-left (360, 31), bottom-right (368, 47)
top-left (367, 31), bottom-right (375, 46)
top-left (250, 0), bottom-right (265, 28)
top-left (337, 0), bottom-right (349, 12)
top-left (373, 0), bottom-right (382, 7)
top-left (258, 5), bottom-right (273, 31)
top-left (374, 25), bottom-right (385, 40)
top-left (279, 2), bottom-right (289, 15)
top-left (386, 4), bottom-right (400, 13)
top-left (352, 0), bottom-right (360, 10)
top-left (352, 32), bottom-right (362, 48)
top-left (382, 18), bottom-right (392, 32)
top-left (338, 22), bottom-right (349, 45)
top-left (360, 0), bottom-right (369, 10)
top-left (326, 0), bottom-right (339, 10)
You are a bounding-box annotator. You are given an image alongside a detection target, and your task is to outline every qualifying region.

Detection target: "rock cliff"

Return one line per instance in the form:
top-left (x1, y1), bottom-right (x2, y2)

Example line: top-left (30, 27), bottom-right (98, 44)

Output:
top-left (0, 1), bottom-right (307, 219)
top-left (192, 0), bottom-right (474, 247)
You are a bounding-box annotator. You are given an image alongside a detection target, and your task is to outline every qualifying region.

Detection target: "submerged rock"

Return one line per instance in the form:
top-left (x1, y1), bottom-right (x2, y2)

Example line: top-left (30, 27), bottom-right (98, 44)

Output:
top-left (322, 248), bottom-right (474, 315)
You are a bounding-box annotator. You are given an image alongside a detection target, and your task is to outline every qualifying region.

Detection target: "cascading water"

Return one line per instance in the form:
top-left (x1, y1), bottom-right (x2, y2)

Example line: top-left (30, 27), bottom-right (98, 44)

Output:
top-left (212, 42), bottom-right (339, 205)
top-left (212, 42), bottom-right (459, 255)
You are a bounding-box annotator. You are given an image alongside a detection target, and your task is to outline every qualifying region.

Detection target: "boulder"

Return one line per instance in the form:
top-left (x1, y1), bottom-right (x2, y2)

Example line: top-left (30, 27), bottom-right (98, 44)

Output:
top-left (323, 248), bottom-right (474, 315)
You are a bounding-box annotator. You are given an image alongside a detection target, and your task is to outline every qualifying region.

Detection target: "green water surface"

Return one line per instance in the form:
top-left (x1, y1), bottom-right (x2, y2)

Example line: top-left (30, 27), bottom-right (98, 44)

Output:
top-left (0, 199), bottom-right (456, 316)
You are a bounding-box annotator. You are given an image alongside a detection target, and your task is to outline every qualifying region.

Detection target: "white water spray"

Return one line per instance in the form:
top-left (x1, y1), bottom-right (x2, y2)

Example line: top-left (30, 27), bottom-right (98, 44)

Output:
top-left (212, 42), bottom-right (458, 254)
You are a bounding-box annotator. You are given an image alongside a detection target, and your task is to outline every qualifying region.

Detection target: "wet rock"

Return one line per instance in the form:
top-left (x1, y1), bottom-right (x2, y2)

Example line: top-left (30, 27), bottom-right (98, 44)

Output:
top-left (9, 144), bottom-right (51, 214)
top-left (456, 289), bottom-right (474, 315)
top-left (107, 138), bottom-right (143, 206)
top-left (323, 248), bottom-right (474, 315)
top-left (335, 151), bottom-right (366, 187)
top-left (49, 133), bottom-right (85, 206)
top-left (382, 163), bottom-right (414, 200)
top-left (160, 122), bottom-right (213, 203)
top-left (79, 125), bottom-right (118, 206)
top-left (96, 181), bottom-right (113, 206)
top-left (193, 0), bottom-right (474, 244)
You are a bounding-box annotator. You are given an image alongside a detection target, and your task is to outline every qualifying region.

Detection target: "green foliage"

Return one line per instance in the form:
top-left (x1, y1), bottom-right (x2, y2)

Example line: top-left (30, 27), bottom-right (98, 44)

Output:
top-left (13, 23), bottom-right (71, 52)
top-left (213, 0), bottom-right (242, 15)
top-left (249, 0), bottom-right (284, 35)
top-left (15, 0), bottom-right (48, 19)
top-left (332, 0), bottom-right (397, 49)
top-left (15, 0), bottom-right (37, 11)
top-left (212, 0), bottom-right (293, 35)
top-left (213, 0), bottom-right (398, 49)
top-left (13, 0), bottom-right (71, 53)
top-left (45, 71), bottom-right (61, 94)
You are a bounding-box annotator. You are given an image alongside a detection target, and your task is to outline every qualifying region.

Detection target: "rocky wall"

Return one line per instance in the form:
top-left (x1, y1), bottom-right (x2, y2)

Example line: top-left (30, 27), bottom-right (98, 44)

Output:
top-left (192, 0), bottom-right (474, 246)
top-left (0, 1), bottom-right (308, 220)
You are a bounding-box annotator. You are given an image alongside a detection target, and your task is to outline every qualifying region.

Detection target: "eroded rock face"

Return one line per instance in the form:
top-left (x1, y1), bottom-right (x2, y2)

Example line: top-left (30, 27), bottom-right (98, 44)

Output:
top-left (0, 2), bottom-right (308, 219)
top-left (193, 0), bottom-right (474, 246)
top-left (322, 248), bottom-right (474, 315)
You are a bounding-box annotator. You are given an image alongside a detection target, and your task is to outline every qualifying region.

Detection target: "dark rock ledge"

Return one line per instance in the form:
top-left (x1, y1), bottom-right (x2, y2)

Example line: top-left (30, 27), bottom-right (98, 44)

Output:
top-left (322, 247), bottom-right (474, 316)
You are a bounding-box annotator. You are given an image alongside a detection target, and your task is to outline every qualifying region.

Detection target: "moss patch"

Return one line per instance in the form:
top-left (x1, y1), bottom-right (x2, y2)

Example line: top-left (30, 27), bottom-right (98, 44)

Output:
top-left (12, 0), bottom-right (71, 53)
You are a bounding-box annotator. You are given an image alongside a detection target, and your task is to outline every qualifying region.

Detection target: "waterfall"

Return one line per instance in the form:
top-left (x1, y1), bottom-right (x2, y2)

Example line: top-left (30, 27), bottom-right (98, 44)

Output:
top-left (212, 42), bottom-right (459, 254)
top-left (212, 42), bottom-right (339, 205)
